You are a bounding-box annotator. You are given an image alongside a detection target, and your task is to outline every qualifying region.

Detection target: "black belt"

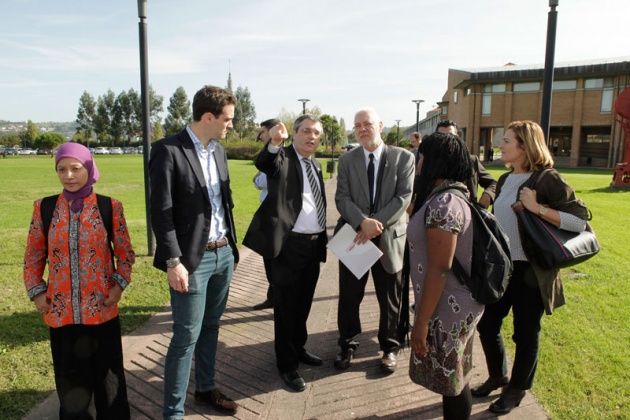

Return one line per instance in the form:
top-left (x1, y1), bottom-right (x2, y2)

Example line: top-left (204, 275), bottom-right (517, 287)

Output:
top-left (206, 237), bottom-right (228, 251)
top-left (288, 231), bottom-right (321, 241)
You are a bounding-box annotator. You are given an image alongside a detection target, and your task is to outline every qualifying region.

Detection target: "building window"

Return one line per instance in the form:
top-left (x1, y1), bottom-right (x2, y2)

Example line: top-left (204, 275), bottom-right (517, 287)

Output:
top-left (492, 84), bottom-right (506, 93)
top-left (466, 88), bottom-right (471, 96)
top-left (513, 82), bottom-right (540, 92)
top-left (585, 133), bottom-right (610, 143)
top-left (454, 91), bottom-right (458, 104)
top-left (441, 106), bottom-right (448, 115)
top-left (552, 80), bottom-right (577, 90)
top-left (482, 94), bottom-right (491, 115)
top-left (585, 78), bottom-right (604, 89)
top-left (601, 88), bottom-right (613, 113)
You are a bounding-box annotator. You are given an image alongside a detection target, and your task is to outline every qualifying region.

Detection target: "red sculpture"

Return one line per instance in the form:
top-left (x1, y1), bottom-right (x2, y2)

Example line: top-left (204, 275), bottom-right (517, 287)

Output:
top-left (612, 87), bottom-right (630, 188)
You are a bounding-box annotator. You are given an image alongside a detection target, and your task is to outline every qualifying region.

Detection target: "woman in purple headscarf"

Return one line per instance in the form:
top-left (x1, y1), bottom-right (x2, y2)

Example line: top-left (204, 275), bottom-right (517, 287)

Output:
top-left (24, 142), bottom-right (135, 419)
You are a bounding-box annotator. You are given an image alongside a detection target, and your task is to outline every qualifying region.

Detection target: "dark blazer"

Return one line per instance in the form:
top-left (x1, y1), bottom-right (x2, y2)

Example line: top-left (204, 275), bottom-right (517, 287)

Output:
top-left (149, 129), bottom-right (239, 273)
top-left (243, 144), bottom-right (327, 262)
top-left (469, 155), bottom-right (497, 203)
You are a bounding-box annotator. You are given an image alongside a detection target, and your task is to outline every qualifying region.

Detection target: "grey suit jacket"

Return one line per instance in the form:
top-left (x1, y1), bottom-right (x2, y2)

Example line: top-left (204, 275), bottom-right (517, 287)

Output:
top-left (335, 144), bottom-right (415, 273)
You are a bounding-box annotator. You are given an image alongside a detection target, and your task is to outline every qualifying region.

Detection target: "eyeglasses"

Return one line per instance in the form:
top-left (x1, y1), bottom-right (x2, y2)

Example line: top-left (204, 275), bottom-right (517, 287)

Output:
top-left (300, 127), bottom-right (321, 137)
top-left (353, 122), bottom-right (375, 131)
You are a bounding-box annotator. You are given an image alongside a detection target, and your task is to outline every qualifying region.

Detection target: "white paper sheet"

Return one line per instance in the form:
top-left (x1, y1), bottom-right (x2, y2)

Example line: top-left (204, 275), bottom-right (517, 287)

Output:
top-left (326, 223), bottom-right (383, 279)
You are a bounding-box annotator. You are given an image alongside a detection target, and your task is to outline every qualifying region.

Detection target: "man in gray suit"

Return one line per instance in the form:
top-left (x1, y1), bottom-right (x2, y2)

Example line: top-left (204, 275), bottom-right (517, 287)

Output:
top-left (334, 107), bottom-right (415, 372)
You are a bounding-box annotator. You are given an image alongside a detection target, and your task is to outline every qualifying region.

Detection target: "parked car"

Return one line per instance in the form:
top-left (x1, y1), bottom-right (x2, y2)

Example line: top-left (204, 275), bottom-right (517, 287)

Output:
top-left (5, 148), bottom-right (19, 155)
top-left (36, 149), bottom-right (50, 155)
top-left (123, 147), bottom-right (137, 154)
top-left (109, 147), bottom-right (123, 155)
top-left (341, 143), bottom-right (360, 151)
top-left (94, 147), bottom-right (109, 155)
top-left (17, 148), bottom-right (36, 155)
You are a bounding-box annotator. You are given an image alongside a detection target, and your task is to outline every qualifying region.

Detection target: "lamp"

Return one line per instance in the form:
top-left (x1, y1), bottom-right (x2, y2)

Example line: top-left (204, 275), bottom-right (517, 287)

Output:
top-left (412, 99), bottom-right (424, 133)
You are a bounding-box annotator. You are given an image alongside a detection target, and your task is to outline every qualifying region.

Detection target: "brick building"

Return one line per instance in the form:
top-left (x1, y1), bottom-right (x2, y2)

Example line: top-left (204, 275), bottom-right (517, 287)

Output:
top-left (433, 56), bottom-right (630, 167)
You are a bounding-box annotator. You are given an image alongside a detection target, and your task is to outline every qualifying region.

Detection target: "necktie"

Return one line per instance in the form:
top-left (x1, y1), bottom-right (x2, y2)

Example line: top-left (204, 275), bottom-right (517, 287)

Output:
top-left (303, 158), bottom-right (326, 229)
top-left (367, 153), bottom-right (375, 210)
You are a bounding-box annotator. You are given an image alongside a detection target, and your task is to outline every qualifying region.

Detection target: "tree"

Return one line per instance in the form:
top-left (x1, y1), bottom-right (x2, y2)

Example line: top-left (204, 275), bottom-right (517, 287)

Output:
top-left (94, 96), bottom-right (110, 145)
top-left (1, 133), bottom-right (21, 147)
top-left (115, 89), bottom-right (141, 146)
top-left (20, 120), bottom-right (39, 148)
top-left (278, 107), bottom-right (297, 135)
top-left (134, 85), bottom-right (164, 142)
top-left (76, 91), bottom-right (96, 147)
top-left (152, 120), bottom-right (164, 143)
top-left (385, 124), bottom-right (398, 145)
top-left (320, 114), bottom-right (341, 150)
top-left (338, 118), bottom-right (348, 143)
top-left (34, 132), bottom-right (65, 151)
top-left (163, 86), bottom-right (191, 136)
top-left (232, 86), bottom-right (256, 140)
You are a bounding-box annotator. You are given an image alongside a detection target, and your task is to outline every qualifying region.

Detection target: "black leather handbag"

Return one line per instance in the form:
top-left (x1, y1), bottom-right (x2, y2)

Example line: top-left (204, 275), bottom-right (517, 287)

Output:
top-left (511, 170), bottom-right (600, 270)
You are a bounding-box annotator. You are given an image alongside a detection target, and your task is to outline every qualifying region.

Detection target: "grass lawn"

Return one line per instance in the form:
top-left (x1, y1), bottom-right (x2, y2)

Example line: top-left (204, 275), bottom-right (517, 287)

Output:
top-left (0, 155), bottom-right (628, 419)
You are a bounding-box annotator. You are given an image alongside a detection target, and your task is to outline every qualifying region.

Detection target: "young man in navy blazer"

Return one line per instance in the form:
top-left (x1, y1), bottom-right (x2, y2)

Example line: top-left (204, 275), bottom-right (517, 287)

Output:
top-left (150, 85), bottom-right (239, 419)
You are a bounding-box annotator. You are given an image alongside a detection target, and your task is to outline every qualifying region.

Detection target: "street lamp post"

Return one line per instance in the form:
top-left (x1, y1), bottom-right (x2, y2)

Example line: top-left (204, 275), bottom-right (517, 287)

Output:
top-left (412, 99), bottom-right (424, 133)
top-left (395, 120), bottom-right (401, 147)
top-left (540, 0), bottom-right (559, 144)
top-left (137, 0), bottom-right (154, 256)
top-left (298, 99), bottom-right (310, 115)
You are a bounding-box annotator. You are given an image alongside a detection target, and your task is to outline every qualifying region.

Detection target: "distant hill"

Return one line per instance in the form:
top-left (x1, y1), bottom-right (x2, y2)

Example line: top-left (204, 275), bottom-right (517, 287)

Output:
top-left (0, 120), bottom-right (77, 139)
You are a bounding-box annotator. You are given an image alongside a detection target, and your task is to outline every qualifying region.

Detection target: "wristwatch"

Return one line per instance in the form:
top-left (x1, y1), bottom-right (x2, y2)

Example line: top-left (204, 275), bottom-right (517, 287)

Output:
top-left (539, 205), bottom-right (548, 215)
top-left (166, 257), bottom-right (181, 268)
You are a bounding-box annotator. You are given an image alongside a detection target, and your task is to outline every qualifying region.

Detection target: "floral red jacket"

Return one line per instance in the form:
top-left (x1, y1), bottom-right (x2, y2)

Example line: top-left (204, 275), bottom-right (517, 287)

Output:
top-left (23, 193), bottom-right (135, 328)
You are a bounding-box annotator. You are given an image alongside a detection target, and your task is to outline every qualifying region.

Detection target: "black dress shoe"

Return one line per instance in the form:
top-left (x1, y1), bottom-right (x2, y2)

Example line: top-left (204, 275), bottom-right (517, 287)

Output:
top-left (334, 348), bottom-right (354, 370)
top-left (253, 299), bottom-right (273, 310)
top-left (380, 351), bottom-right (398, 373)
top-left (489, 387), bottom-right (526, 414)
top-left (280, 370), bottom-right (306, 392)
top-left (471, 376), bottom-right (509, 397)
top-left (299, 350), bottom-right (323, 366)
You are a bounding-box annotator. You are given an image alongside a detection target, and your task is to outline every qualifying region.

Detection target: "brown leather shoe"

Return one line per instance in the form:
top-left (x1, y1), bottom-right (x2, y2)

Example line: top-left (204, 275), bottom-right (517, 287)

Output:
top-left (194, 388), bottom-right (238, 414)
top-left (380, 352), bottom-right (397, 373)
top-left (334, 348), bottom-right (354, 369)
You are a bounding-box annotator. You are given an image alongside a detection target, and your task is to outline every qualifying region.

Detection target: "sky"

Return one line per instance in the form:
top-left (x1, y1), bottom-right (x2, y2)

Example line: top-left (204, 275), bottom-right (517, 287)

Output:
top-left (1, 0), bottom-right (628, 131)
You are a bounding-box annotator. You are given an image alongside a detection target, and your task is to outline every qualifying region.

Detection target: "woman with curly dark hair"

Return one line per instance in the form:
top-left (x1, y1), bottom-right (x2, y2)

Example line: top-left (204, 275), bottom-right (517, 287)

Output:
top-left (408, 132), bottom-right (483, 419)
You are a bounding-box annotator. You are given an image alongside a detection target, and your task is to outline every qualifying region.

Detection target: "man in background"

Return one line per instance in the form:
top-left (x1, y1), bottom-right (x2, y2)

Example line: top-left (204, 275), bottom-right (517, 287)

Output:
top-left (436, 120), bottom-right (496, 208)
top-left (251, 118), bottom-right (281, 310)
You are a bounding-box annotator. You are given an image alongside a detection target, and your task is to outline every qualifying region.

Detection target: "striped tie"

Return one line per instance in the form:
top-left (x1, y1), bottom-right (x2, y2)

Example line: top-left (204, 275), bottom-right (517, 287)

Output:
top-left (303, 158), bottom-right (326, 229)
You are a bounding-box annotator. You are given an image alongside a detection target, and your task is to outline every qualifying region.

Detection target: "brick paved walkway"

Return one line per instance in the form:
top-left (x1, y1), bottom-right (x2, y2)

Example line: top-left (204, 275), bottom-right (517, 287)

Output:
top-left (24, 178), bottom-right (548, 419)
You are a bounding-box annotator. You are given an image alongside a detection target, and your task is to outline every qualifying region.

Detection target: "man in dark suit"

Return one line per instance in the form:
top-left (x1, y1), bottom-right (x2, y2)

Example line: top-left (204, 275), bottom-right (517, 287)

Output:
top-left (243, 114), bottom-right (327, 392)
top-left (251, 118), bottom-right (281, 311)
top-left (334, 107), bottom-right (415, 373)
top-left (150, 85), bottom-right (239, 418)
top-left (436, 120), bottom-right (497, 207)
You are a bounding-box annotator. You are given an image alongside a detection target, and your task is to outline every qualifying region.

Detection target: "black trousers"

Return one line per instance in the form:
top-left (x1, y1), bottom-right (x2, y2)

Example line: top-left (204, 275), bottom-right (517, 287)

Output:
top-left (337, 258), bottom-right (403, 353)
top-left (476, 261), bottom-right (545, 390)
top-left (263, 257), bottom-right (274, 302)
top-left (50, 316), bottom-right (130, 420)
top-left (271, 235), bottom-right (320, 373)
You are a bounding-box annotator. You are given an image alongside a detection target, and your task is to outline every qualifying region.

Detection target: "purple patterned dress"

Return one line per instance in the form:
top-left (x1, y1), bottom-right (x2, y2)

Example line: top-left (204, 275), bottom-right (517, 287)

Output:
top-left (407, 183), bottom-right (484, 396)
